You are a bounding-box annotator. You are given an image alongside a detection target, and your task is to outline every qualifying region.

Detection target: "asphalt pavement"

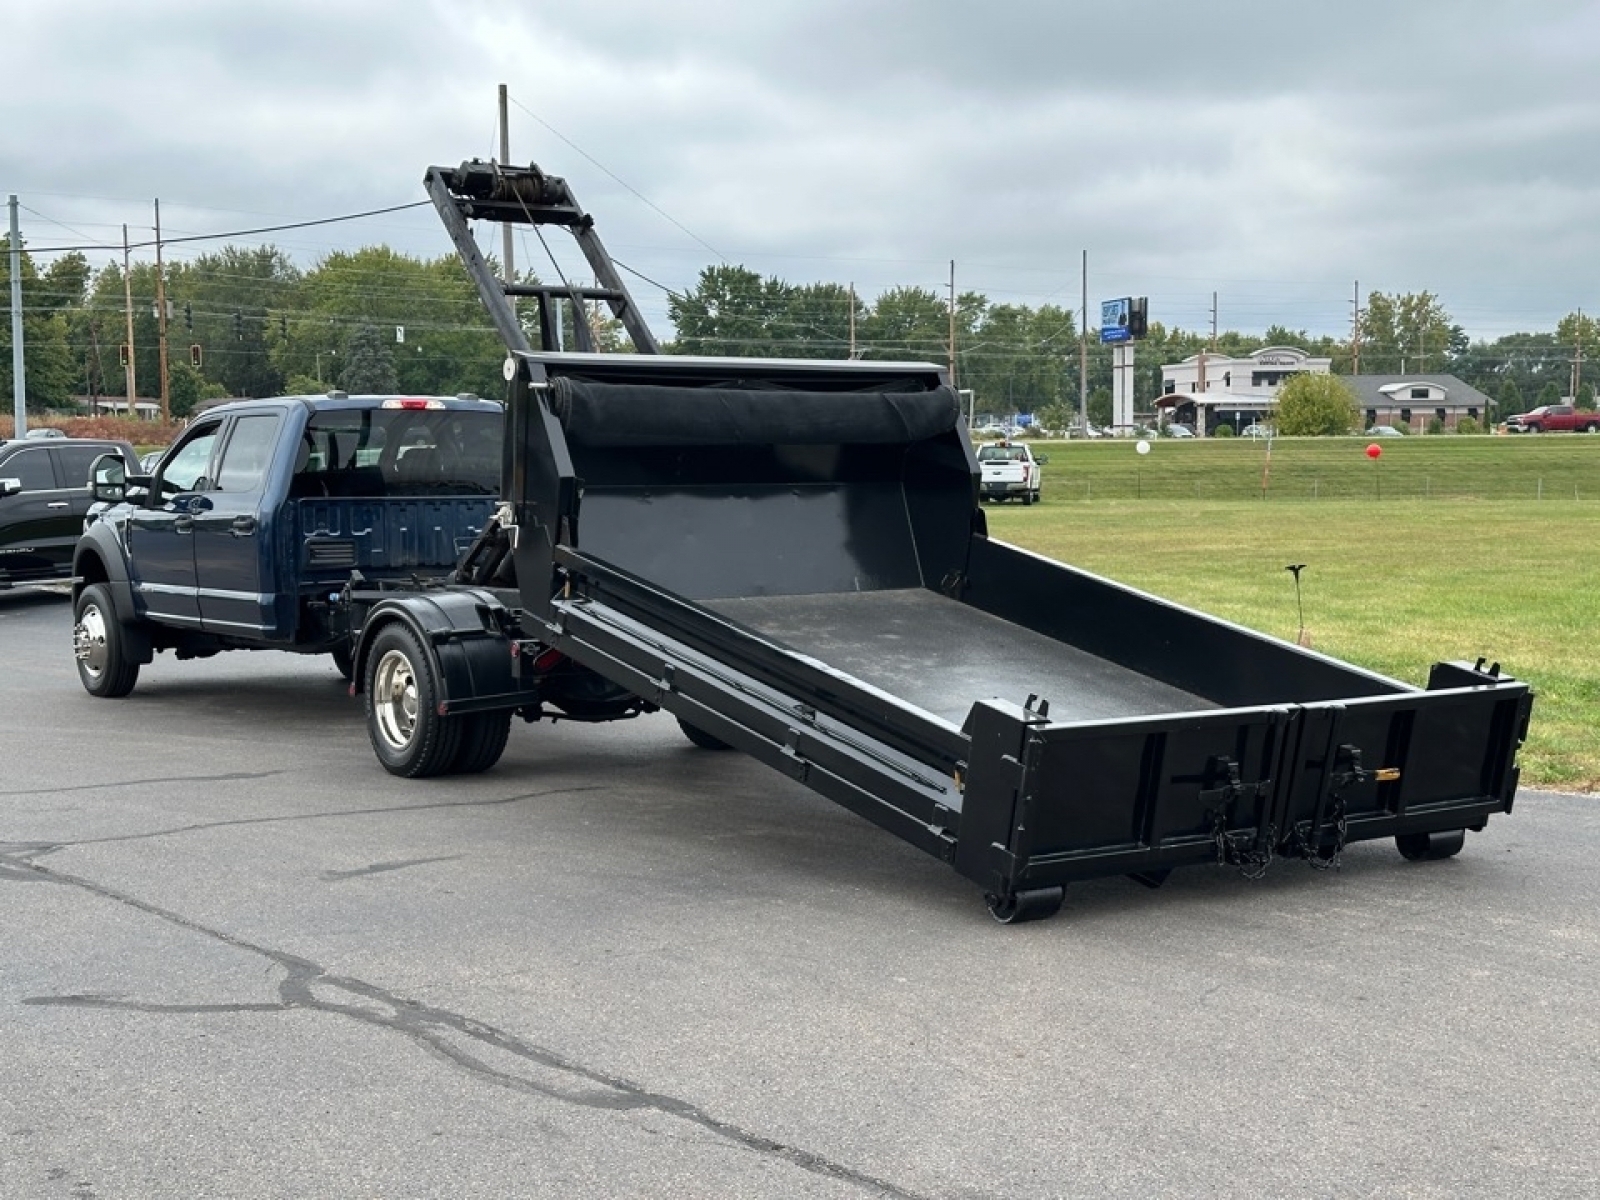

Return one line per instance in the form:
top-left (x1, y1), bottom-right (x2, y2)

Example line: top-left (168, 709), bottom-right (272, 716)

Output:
top-left (2, 585), bottom-right (1596, 1199)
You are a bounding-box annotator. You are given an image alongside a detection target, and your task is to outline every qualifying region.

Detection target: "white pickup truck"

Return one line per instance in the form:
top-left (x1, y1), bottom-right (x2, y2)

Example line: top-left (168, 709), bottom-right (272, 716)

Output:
top-left (976, 441), bottom-right (1046, 505)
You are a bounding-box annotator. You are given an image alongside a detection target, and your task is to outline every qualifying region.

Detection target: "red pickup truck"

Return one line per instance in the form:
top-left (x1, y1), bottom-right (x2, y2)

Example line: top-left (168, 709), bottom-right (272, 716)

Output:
top-left (1504, 404), bottom-right (1600, 433)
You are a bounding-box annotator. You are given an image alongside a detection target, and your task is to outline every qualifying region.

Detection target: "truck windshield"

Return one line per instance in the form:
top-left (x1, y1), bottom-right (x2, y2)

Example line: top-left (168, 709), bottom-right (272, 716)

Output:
top-left (292, 409), bottom-right (500, 497)
top-left (977, 446), bottom-right (1028, 462)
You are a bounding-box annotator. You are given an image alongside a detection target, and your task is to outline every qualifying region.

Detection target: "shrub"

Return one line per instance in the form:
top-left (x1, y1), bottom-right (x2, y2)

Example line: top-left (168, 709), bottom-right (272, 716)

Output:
top-left (1427, 416), bottom-right (1445, 435)
top-left (45, 416), bottom-right (184, 445)
top-left (1214, 423), bottom-right (1234, 438)
top-left (1456, 416), bottom-right (1481, 435)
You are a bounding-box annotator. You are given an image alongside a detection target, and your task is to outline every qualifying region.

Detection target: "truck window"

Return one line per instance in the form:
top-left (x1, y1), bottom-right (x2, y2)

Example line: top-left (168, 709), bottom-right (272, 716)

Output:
top-left (293, 409), bottom-right (499, 497)
top-left (159, 425), bottom-right (223, 495)
top-left (3, 447), bottom-right (57, 491)
top-left (54, 445), bottom-right (119, 488)
top-left (215, 414), bottom-right (281, 492)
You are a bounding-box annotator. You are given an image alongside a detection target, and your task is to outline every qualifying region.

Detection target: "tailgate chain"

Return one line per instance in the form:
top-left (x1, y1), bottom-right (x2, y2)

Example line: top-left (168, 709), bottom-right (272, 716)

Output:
top-left (1204, 757), bottom-right (1275, 880)
top-left (1297, 744), bottom-right (1366, 871)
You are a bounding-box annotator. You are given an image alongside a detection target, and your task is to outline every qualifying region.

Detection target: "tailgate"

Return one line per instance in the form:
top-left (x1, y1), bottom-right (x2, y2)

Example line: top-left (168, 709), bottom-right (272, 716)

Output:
top-left (954, 669), bottom-right (1530, 898)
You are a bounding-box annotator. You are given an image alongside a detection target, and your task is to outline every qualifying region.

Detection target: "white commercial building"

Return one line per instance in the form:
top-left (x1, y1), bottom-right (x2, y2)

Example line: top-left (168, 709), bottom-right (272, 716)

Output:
top-left (1156, 345), bottom-right (1332, 435)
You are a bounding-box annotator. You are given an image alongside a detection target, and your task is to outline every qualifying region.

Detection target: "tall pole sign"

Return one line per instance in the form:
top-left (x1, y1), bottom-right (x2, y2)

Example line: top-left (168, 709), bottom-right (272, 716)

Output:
top-left (1100, 296), bottom-right (1148, 433)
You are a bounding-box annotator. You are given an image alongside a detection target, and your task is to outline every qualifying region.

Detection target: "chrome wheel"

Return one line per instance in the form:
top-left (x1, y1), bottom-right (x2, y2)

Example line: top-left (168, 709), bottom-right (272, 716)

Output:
top-left (73, 603), bottom-right (109, 679)
top-left (372, 647), bottom-right (419, 751)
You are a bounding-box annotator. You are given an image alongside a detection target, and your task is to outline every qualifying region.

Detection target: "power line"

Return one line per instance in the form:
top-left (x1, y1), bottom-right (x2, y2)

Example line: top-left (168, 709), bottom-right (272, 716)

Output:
top-left (12, 201), bottom-right (431, 256)
top-left (507, 95), bottom-right (728, 266)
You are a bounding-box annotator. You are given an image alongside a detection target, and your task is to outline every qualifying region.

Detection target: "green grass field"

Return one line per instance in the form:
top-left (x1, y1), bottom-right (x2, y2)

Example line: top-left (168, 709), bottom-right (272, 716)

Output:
top-left (983, 435), bottom-right (1600, 792)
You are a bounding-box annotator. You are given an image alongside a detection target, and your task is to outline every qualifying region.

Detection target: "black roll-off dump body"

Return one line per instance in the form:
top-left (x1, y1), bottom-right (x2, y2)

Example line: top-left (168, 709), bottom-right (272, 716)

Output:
top-left (351, 160), bottom-right (1531, 922)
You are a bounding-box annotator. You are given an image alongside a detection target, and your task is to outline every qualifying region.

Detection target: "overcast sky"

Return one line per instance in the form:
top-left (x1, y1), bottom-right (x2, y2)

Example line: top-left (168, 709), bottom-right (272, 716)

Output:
top-left (7, 0), bottom-right (1599, 344)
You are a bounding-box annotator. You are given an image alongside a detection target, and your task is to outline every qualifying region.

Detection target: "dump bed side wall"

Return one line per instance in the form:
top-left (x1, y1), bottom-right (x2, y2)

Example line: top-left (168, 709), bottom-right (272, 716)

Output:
top-left (962, 536), bottom-right (1408, 707)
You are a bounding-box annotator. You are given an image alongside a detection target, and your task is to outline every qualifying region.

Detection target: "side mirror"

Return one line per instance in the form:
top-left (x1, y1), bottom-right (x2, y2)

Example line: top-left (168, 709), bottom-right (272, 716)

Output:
top-left (89, 453), bottom-right (128, 505)
top-left (0, 477), bottom-right (21, 499)
top-left (1034, 454), bottom-right (1049, 465)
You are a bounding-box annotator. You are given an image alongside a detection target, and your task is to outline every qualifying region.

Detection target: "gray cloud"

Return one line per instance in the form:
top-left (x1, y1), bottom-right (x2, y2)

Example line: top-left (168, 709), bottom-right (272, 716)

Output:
top-left (5, 0), bottom-right (1598, 341)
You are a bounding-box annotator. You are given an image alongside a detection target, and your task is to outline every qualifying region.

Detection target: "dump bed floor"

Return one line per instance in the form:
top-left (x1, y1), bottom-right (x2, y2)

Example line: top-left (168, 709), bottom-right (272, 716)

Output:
top-left (710, 589), bottom-right (1213, 727)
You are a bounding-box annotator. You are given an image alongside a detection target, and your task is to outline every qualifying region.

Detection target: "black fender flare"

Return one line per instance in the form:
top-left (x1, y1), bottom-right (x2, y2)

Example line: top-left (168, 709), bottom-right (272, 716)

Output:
top-left (352, 589), bottom-right (537, 715)
top-left (72, 523), bottom-right (154, 664)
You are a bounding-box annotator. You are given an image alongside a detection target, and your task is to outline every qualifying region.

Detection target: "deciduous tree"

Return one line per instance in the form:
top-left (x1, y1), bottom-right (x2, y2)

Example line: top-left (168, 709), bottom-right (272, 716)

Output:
top-left (1273, 373), bottom-right (1359, 436)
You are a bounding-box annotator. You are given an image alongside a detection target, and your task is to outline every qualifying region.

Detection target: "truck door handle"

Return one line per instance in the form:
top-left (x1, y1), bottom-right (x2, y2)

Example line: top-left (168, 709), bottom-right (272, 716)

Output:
top-left (231, 516), bottom-right (258, 537)
top-left (46, 501), bottom-right (71, 509)
top-left (174, 516), bottom-right (194, 534)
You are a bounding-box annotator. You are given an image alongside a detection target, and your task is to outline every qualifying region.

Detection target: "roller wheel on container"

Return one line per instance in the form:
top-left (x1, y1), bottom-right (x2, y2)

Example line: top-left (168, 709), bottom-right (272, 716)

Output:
top-left (73, 583), bottom-right (140, 699)
top-left (1395, 829), bottom-right (1466, 861)
top-left (677, 717), bottom-right (732, 751)
top-left (365, 623), bottom-right (461, 778)
top-left (450, 710), bottom-right (513, 775)
top-left (330, 643), bottom-right (355, 682)
top-left (984, 886), bottom-right (1064, 925)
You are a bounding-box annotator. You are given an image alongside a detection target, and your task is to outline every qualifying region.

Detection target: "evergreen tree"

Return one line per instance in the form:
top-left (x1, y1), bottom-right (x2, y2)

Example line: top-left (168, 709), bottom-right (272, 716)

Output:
top-left (338, 324), bottom-right (400, 394)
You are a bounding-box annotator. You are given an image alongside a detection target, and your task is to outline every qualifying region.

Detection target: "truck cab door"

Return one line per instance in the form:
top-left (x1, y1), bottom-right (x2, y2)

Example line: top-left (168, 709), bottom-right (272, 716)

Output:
top-left (192, 412), bottom-right (283, 637)
top-left (0, 445), bottom-right (67, 584)
top-left (129, 421), bottom-right (224, 625)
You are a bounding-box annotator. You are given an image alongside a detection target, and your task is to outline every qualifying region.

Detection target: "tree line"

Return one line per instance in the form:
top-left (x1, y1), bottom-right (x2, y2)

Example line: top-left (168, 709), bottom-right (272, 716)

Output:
top-left (3, 238), bottom-right (1594, 425)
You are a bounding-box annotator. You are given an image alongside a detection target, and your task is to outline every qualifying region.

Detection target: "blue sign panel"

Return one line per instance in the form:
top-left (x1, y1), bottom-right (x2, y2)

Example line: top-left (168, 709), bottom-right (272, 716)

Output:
top-left (1100, 297), bottom-right (1131, 344)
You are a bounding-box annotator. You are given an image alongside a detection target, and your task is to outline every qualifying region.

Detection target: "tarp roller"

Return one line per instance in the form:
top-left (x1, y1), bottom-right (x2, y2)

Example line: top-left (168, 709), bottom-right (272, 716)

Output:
top-left (548, 378), bottom-right (963, 447)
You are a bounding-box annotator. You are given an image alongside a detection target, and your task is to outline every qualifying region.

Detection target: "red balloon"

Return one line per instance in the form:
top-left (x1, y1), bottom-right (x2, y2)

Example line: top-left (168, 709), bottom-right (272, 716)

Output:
top-left (1365, 443), bottom-right (1382, 459)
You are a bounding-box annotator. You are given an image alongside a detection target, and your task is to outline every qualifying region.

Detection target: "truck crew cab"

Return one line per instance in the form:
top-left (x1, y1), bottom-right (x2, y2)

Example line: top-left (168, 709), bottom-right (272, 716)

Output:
top-left (71, 392), bottom-right (500, 696)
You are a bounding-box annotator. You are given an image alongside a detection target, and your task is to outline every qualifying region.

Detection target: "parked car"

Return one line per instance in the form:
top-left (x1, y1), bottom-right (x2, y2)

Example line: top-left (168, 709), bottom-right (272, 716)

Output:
top-left (1366, 424), bottom-right (1406, 437)
top-left (25, 427), bottom-right (66, 440)
top-left (0, 437), bottom-right (138, 589)
top-left (138, 449), bottom-right (166, 475)
top-left (1164, 423), bottom-right (1195, 438)
top-left (1241, 423), bottom-right (1273, 439)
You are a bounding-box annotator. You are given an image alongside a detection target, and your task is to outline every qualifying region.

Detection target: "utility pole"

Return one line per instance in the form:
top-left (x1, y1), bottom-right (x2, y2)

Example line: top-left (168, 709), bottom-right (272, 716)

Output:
top-left (499, 85), bottom-right (515, 316)
top-left (1078, 250), bottom-right (1088, 436)
top-left (153, 200), bottom-right (171, 422)
top-left (1351, 280), bottom-right (1361, 375)
top-left (121, 225), bottom-right (137, 406)
top-left (848, 281), bottom-right (856, 358)
top-left (1572, 307), bottom-right (1585, 403)
top-left (947, 260), bottom-right (957, 387)
top-left (8, 195), bottom-right (26, 437)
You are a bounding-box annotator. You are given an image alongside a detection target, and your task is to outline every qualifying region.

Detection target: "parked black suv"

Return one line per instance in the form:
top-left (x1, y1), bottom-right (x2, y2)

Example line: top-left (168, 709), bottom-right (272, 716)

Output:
top-left (0, 436), bottom-right (137, 588)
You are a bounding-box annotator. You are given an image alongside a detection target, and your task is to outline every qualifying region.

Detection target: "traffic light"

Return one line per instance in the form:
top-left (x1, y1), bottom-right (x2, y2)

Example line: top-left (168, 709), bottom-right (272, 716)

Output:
top-left (190, 344), bottom-right (203, 369)
top-left (184, 302), bottom-right (193, 331)
top-left (118, 343), bottom-right (130, 367)
top-left (233, 310), bottom-right (243, 340)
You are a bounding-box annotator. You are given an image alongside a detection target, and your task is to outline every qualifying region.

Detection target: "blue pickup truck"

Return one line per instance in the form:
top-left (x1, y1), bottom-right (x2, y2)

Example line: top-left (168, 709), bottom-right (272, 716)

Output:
top-left (70, 392), bottom-right (502, 697)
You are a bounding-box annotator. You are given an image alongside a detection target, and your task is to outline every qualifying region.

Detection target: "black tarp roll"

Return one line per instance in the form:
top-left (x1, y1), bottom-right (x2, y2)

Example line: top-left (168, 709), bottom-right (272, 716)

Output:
top-left (547, 378), bottom-right (961, 447)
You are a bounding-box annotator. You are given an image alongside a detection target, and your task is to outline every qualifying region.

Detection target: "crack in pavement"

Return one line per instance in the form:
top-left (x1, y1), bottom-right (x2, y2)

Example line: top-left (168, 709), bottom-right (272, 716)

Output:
top-left (320, 855), bottom-right (463, 882)
top-left (0, 771), bottom-right (285, 798)
top-left (3, 847), bottom-right (928, 1199)
top-left (1, 786), bottom-right (605, 851)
